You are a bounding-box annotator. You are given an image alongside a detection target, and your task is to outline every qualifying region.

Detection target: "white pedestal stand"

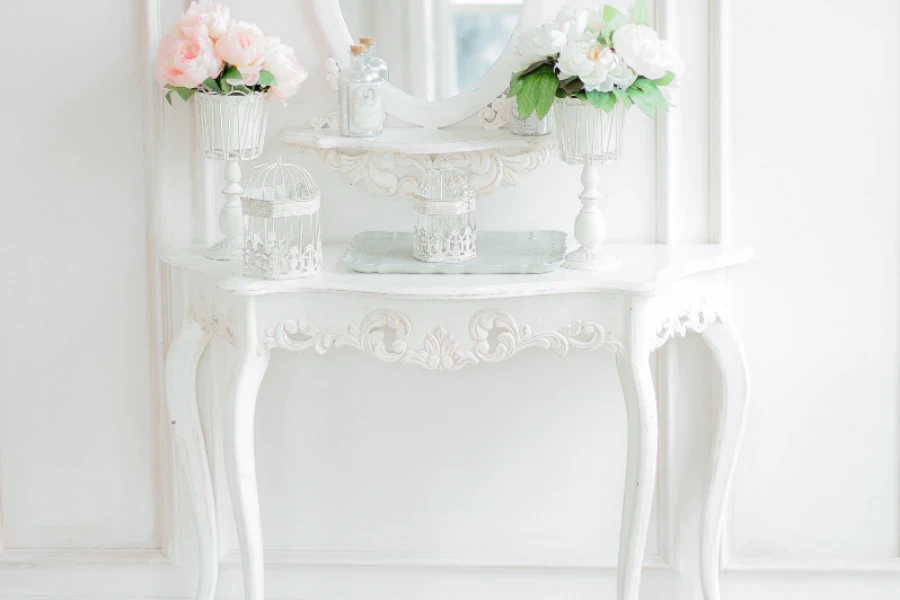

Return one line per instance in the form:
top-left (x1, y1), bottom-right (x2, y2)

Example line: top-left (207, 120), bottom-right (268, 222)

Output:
top-left (205, 160), bottom-right (245, 261)
top-left (562, 163), bottom-right (622, 270)
top-left (194, 90), bottom-right (269, 262)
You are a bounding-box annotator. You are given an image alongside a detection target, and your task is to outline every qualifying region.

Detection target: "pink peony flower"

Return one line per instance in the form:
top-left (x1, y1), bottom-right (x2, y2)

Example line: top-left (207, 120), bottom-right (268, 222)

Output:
top-left (181, 1), bottom-right (231, 41)
top-left (262, 38), bottom-right (308, 101)
top-left (154, 29), bottom-right (223, 89)
top-left (215, 21), bottom-right (267, 86)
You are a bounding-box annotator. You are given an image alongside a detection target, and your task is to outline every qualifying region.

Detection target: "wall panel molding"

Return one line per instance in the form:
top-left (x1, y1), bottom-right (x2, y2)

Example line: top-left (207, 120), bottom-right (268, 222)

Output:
top-left (724, 556), bottom-right (900, 574)
top-left (653, 0), bottom-right (681, 573)
top-left (219, 548), bottom-right (673, 571)
top-left (0, 548), bottom-right (172, 568)
top-left (142, 0), bottom-right (178, 561)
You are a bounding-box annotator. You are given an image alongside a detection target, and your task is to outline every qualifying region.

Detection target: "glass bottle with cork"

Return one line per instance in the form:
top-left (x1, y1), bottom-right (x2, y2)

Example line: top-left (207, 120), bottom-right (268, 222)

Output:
top-left (339, 44), bottom-right (384, 138)
top-left (359, 37), bottom-right (389, 83)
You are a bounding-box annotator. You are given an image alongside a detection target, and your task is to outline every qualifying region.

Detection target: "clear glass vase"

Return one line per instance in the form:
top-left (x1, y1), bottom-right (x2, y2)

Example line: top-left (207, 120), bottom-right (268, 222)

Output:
top-left (195, 90), bottom-right (268, 161)
top-left (511, 101), bottom-right (554, 136)
top-left (554, 97), bottom-right (626, 165)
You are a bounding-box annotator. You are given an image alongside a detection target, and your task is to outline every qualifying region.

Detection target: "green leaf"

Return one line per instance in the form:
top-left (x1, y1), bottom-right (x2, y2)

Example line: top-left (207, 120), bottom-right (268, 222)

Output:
top-left (573, 90), bottom-right (587, 101)
top-left (533, 72), bottom-right (558, 119)
top-left (516, 77), bottom-right (538, 118)
top-left (560, 75), bottom-right (584, 95)
top-left (516, 71), bottom-right (558, 118)
top-left (631, 0), bottom-right (651, 26)
top-left (586, 90), bottom-right (617, 112)
top-left (634, 78), bottom-right (668, 111)
top-left (174, 86), bottom-right (196, 102)
top-left (508, 71), bottom-right (524, 97)
top-left (520, 60), bottom-right (554, 78)
top-left (555, 88), bottom-right (567, 98)
top-left (627, 87), bottom-right (655, 117)
top-left (652, 71), bottom-right (676, 86)
top-left (257, 69), bottom-right (277, 88)
top-left (600, 91), bottom-right (617, 112)
top-left (612, 86), bottom-right (633, 108)
top-left (203, 77), bottom-right (222, 93)
top-left (232, 84), bottom-right (253, 94)
top-left (222, 66), bottom-right (243, 82)
top-left (220, 78), bottom-right (231, 93)
top-left (602, 5), bottom-right (627, 37)
top-left (165, 90), bottom-right (174, 106)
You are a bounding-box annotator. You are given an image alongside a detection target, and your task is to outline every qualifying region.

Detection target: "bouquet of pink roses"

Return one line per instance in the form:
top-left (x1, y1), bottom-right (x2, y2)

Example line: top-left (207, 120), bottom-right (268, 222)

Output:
top-left (154, 0), bottom-right (307, 104)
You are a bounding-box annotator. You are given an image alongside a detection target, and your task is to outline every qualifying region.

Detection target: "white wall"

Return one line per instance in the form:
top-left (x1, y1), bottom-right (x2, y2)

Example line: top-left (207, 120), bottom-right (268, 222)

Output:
top-left (0, 0), bottom-right (898, 599)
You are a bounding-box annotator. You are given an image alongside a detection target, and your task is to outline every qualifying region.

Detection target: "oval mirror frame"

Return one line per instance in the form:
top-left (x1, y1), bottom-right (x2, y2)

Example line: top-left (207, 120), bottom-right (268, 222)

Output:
top-left (312, 0), bottom-right (546, 129)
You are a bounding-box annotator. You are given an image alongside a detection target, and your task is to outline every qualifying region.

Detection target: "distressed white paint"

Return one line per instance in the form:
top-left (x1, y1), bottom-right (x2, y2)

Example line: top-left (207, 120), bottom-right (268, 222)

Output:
top-left (163, 243), bottom-right (749, 600)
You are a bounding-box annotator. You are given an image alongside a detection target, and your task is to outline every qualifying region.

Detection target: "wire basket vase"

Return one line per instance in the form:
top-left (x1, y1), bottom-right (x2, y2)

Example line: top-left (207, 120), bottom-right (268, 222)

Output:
top-left (195, 90), bottom-right (269, 161)
top-left (555, 97), bottom-right (626, 165)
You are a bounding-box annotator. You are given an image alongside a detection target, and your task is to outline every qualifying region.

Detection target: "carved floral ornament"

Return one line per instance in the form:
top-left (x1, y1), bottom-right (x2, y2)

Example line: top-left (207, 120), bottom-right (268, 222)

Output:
top-left (296, 59), bottom-right (556, 198)
top-left (188, 299), bottom-right (236, 346)
top-left (261, 309), bottom-right (624, 371)
top-left (650, 300), bottom-right (721, 350)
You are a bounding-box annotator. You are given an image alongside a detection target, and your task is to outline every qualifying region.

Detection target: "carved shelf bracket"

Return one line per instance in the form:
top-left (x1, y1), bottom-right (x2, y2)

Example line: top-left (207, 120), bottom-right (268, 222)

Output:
top-left (188, 298), bottom-right (236, 346)
top-left (650, 299), bottom-right (722, 350)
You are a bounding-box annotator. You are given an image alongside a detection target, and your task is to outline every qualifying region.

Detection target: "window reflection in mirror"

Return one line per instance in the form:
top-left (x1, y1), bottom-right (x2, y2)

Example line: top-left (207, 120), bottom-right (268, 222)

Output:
top-left (339, 0), bottom-right (523, 101)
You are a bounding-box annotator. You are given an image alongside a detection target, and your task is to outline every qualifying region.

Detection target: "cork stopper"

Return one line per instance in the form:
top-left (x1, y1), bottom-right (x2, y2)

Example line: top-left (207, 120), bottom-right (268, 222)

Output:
top-left (350, 44), bottom-right (368, 55)
top-left (359, 37), bottom-right (376, 45)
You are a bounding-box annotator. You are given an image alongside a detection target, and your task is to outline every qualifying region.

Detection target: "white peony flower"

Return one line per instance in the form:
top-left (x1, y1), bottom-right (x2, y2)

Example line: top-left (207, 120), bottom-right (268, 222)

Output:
top-left (612, 24), bottom-right (684, 80)
top-left (216, 21), bottom-right (268, 85)
top-left (581, 47), bottom-right (614, 92)
top-left (557, 32), bottom-right (603, 80)
top-left (606, 52), bottom-right (638, 89)
top-left (182, 1), bottom-right (231, 41)
top-left (554, 8), bottom-right (591, 38)
top-left (510, 24), bottom-right (567, 71)
top-left (263, 38), bottom-right (308, 101)
top-left (660, 76), bottom-right (682, 106)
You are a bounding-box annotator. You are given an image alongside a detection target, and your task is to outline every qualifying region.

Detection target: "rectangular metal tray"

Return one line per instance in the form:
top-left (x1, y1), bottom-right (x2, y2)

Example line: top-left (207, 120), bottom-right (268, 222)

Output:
top-left (340, 231), bottom-right (567, 274)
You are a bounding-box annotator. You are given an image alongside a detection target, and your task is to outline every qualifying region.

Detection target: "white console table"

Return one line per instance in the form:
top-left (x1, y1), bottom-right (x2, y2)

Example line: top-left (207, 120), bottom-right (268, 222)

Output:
top-left (162, 242), bottom-right (752, 600)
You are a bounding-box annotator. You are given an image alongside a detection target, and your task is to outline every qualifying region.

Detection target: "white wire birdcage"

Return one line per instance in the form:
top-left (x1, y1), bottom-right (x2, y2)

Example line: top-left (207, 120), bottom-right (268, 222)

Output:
top-left (554, 97), bottom-right (626, 165)
top-left (242, 158), bottom-right (322, 279)
top-left (195, 89), bottom-right (269, 161)
top-left (412, 166), bottom-right (476, 263)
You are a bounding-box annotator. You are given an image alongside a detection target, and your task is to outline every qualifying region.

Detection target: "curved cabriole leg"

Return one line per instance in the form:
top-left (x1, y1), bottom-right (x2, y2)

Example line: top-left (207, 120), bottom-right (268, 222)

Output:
top-left (615, 342), bottom-right (659, 600)
top-left (165, 322), bottom-right (218, 600)
top-left (699, 322), bottom-right (750, 600)
top-left (224, 338), bottom-right (270, 600)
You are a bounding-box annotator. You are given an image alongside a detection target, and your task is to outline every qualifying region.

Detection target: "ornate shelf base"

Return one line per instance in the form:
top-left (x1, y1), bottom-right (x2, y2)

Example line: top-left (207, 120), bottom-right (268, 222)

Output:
top-left (563, 246), bottom-right (622, 271)
top-left (205, 237), bottom-right (244, 261)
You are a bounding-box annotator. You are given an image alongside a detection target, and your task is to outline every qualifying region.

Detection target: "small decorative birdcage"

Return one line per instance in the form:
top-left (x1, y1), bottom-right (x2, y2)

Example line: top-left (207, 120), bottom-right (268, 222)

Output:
top-left (412, 166), bottom-right (476, 263)
top-left (241, 159), bottom-right (322, 279)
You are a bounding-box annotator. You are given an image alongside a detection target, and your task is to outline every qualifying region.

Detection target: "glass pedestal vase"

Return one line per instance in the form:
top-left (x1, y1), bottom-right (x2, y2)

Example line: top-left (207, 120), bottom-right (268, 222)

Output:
top-left (195, 90), bottom-right (269, 261)
top-left (554, 97), bottom-right (626, 270)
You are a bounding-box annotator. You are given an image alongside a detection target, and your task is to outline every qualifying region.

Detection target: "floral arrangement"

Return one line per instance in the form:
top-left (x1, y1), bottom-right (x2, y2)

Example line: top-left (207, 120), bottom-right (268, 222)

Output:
top-left (509, 1), bottom-right (683, 119)
top-left (154, 0), bottom-right (307, 104)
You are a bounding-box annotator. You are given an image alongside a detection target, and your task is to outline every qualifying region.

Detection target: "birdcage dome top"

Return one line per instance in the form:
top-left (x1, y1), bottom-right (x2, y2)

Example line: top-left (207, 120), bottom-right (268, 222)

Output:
top-left (243, 158), bottom-right (319, 203)
top-left (414, 166), bottom-right (474, 202)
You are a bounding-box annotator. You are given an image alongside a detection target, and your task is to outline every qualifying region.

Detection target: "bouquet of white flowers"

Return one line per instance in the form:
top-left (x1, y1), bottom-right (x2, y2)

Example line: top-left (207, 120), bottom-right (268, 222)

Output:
top-left (509, 1), bottom-right (683, 119)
